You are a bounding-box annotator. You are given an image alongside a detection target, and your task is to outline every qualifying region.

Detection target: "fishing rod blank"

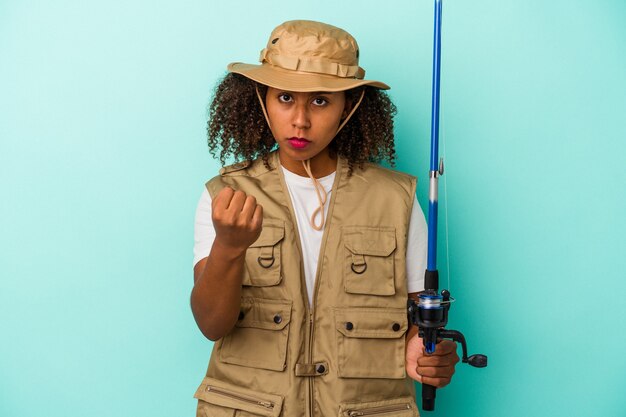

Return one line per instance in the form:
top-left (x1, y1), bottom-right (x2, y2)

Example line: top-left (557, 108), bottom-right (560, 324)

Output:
top-left (407, 0), bottom-right (488, 412)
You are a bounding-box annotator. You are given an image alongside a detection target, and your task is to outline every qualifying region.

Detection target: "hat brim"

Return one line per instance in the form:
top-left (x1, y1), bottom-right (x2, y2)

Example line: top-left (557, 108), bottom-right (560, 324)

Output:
top-left (228, 62), bottom-right (390, 92)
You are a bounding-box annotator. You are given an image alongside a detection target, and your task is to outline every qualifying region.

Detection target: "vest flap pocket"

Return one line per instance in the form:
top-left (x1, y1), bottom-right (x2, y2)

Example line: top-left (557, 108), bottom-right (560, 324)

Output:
top-left (334, 307), bottom-right (407, 338)
top-left (333, 307), bottom-right (407, 379)
top-left (342, 226), bottom-right (397, 296)
top-left (343, 227), bottom-right (396, 256)
top-left (244, 221), bottom-right (285, 287)
top-left (194, 376), bottom-right (284, 417)
top-left (249, 222), bottom-right (285, 247)
top-left (220, 298), bottom-right (292, 371)
top-left (235, 298), bottom-right (292, 331)
top-left (339, 396), bottom-right (418, 417)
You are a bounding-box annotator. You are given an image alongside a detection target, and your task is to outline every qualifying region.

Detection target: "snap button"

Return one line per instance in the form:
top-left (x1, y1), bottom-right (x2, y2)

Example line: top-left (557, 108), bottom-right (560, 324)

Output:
top-left (392, 323), bottom-right (401, 331)
top-left (273, 314), bottom-right (282, 324)
top-left (238, 311), bottom-right (245, 320)
top-left (345, 322), bottom-right (354, 331)
top-left (316, 364), bottom-right (326, 374)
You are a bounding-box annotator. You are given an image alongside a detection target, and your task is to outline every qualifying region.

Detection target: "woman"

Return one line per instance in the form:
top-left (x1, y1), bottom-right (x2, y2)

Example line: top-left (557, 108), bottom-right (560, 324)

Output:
top-left (191, 20), bottom-right (458, 416)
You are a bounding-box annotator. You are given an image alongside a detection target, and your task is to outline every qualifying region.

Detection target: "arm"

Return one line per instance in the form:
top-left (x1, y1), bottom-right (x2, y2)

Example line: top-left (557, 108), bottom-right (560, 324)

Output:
top-left (406, 292), bottom-right (459, 388)
top-left (190, 187), bottom-right (263, 341)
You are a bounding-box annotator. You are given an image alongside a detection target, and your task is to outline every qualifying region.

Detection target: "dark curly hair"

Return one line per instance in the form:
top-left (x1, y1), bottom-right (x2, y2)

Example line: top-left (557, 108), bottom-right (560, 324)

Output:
top-left (207, 73), bottom-right (397, 175)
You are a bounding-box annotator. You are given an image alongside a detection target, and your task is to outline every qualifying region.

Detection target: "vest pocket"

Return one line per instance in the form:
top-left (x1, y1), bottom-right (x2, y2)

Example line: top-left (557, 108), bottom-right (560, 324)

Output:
top-left (244, 221), bottom-right (285, 287)
top-left (343, 226), bottom-right (396, 296)
top-left (333, 307), bottom-right (408, 379)
top-left (194, 376), bottom-right (284, 417)
top-left (219, 298), bottom-right (292, 371)
top-left (339, 396), bottom-right (419, 417)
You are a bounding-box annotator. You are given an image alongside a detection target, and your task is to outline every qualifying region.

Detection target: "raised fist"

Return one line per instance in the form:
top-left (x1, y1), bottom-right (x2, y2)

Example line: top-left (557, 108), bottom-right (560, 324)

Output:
top-left (211, 187), bottom-right (263, 254)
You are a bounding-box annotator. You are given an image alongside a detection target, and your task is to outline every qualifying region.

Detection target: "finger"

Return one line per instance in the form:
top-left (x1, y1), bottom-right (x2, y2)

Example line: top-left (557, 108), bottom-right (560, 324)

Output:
top-left (405, 334), bottom-right (423, 383)
top-left (417, 352), bottom-right (460, 367)
top-left (417, 357), bottom-right (459, 368)
top-left (420, 376), bottom-right (452, 389)
top-left (228, 190), bottom-right (247, 212)
top-left (416, 364), bottom-right (456, 379)
top-left (405, 338), bottom-right (421, 366)
top-left (251, 204), bottom-right (263, 231)
top-left (406, 364), bottom-right (422, 383)
top-left (213, 187), bottom-right (234, 211)
top-left (422, 340), bottom-right (457, 356)
top-left (240, 195), bottom-right (257, 222)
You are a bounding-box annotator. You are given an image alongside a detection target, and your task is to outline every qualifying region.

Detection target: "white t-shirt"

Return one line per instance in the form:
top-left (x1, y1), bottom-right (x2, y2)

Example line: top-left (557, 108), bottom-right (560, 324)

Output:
top-left (193, 166), bottom-right (428, 305)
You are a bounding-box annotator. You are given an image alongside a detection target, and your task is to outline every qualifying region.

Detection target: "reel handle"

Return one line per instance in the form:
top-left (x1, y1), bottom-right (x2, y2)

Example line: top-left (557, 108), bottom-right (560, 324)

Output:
top-left (419, 330), bottom-right (488, 411)
top-left (407, 296), bottom-right (488, 412)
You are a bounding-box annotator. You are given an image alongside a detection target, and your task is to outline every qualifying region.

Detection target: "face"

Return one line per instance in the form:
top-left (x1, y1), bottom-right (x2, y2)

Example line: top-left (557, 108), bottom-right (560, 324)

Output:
top-left (265, 87), bottom-right (349, 174)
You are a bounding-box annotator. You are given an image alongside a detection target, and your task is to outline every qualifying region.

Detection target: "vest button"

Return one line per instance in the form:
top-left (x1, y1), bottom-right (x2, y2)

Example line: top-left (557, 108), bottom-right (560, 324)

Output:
top-left (345, 322), bottom-right (354, 331)
top-left (392, 323), bottom-right (401, 331)
top-left (316, 364), bottom-right (326, 374)
top-left (238, 311), bottom-right (245, 320)
top-left (273, 314), bottom-right (282, 324)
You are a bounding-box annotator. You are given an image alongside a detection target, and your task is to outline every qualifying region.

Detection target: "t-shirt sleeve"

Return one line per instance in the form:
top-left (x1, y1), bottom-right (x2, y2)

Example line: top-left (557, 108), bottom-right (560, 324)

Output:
top-left (193, 187), bottom-right (216, 268)
top-left (406, 195), bottom-right (428, 293)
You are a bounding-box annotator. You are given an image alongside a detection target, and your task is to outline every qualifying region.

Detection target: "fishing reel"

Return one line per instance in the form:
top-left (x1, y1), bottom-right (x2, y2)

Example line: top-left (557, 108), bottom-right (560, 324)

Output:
top-left (407, 271), bottom-right (488, 411)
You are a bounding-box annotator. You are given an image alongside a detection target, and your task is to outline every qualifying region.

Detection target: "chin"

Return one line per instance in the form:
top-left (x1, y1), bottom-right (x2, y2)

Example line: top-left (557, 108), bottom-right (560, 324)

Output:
top-left (281, 146), bottom-right (315, 158)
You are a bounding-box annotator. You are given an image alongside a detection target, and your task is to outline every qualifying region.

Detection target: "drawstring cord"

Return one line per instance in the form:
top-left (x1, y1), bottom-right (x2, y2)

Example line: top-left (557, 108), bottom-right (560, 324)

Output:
top-left (256, 85), bottom-right (272, 129)
top-left (301, 159), bottom-right (328, 231)
top-left (335, 89), bottom-right (364, 136)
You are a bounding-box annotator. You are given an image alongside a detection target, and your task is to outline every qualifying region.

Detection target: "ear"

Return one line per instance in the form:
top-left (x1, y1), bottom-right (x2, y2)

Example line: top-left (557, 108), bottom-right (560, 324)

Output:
top-left (341, 94), bottom-right (353, 119)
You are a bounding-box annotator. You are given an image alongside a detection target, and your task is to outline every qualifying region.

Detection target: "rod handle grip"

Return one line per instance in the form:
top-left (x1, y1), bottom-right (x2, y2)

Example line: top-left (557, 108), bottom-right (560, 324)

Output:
top-left (422, 383), bottom-right (436, 411)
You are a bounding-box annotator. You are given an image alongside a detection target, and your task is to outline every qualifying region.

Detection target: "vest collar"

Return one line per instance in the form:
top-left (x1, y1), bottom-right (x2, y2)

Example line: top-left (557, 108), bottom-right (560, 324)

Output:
top-left (268, 150), bottom-right (348, 180)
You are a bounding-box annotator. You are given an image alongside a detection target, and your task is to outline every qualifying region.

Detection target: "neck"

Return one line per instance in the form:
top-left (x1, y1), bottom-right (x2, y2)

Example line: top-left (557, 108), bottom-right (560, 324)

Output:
top-left (278, 150), bottom-right (337, 178)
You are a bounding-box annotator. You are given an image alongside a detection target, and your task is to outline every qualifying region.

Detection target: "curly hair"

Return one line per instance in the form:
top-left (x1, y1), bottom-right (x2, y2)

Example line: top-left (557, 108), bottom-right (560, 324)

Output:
top-left (207, 73), bottom-right (397, 175)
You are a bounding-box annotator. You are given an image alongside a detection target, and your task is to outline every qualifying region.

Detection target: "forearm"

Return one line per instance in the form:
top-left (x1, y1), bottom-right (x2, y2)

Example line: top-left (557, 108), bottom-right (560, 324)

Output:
top-left (191, 240), bottom-right (246, 341)
top-left (406, 292), bottom-right (421, 347)
top-left (406, 321), bottom-right (419, 345)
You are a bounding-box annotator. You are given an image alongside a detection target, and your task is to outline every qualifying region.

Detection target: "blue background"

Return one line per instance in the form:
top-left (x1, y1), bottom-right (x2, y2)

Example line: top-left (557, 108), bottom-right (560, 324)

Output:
top-left (1, 1), bottom-right (625, 416)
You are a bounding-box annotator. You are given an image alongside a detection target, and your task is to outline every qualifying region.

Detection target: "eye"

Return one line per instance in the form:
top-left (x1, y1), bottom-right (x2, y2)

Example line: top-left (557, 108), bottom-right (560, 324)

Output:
top-left (312, 97), bottom-right (328, 106)
top-left (278, 93), bottom-right (292, 103)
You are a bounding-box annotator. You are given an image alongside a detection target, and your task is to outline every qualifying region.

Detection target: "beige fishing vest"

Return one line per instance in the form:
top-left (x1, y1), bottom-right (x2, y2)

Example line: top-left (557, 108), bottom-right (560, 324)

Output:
top-left (194, 151), bottom-right (419, 417)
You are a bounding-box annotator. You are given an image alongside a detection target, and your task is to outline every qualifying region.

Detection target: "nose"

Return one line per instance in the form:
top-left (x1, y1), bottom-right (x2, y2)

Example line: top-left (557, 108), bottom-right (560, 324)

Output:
top-left (292, 103), bottom-right (311, 130)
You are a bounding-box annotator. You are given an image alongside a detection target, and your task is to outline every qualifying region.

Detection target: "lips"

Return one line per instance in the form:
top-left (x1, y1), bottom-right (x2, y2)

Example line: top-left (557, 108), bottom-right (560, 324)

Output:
top-left (288, 137), bottom-right (311, 149)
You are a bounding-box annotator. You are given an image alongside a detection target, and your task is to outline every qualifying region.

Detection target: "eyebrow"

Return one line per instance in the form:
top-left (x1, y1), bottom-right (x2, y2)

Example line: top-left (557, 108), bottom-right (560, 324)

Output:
top-left (282, 91), bottom-right (334, 95)
top-left (275, 90), bottom-right (336, 97)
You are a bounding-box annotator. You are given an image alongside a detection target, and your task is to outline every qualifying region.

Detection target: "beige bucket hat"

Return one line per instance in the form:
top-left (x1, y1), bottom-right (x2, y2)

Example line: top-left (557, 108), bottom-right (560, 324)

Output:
top-left (228, 20), bottom-right (390, 92)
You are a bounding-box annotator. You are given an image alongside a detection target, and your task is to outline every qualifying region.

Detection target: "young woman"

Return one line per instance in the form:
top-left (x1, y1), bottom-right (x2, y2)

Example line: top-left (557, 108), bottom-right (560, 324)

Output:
top-left (191, 20), bottom-right (458, 416)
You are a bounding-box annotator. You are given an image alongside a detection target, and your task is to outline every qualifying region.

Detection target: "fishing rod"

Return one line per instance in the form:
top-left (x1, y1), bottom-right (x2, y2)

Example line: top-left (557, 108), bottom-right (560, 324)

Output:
top-left (407, 0), bottom-right (487, 411)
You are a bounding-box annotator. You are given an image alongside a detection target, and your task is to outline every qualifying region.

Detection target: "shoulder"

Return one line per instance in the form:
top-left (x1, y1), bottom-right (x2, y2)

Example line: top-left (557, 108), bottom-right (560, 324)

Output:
top-left (205, 152), bottom-right (278, 197)
top-left (218, 160), bottom-right (252, 176)
top-left (217, 152), bottom-right (278, 178)
top-left (363, 162), bottom-right (416, 180)
top-left (342, 162), bottom-right (417, 203)
top-left (356, 162), bottom-right (417, 189)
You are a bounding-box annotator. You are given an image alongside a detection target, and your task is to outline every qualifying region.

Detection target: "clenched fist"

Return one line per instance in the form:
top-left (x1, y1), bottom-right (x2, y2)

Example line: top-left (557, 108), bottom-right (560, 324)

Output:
top-left (212, 187), bottom-right (263, 254)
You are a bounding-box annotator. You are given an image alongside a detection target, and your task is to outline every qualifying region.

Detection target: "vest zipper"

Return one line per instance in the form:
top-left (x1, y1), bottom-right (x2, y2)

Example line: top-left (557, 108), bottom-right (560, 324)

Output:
top-left (308, 158), bottom-right (342, 417)
top-left (346, 403), bottom-right (412, 416)
top-left (308, 311), bottom-right (314, 417)
top-left (274, 153), bottom-right (343, 417)
top-left (205, 385), bottom-right (274, 410)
